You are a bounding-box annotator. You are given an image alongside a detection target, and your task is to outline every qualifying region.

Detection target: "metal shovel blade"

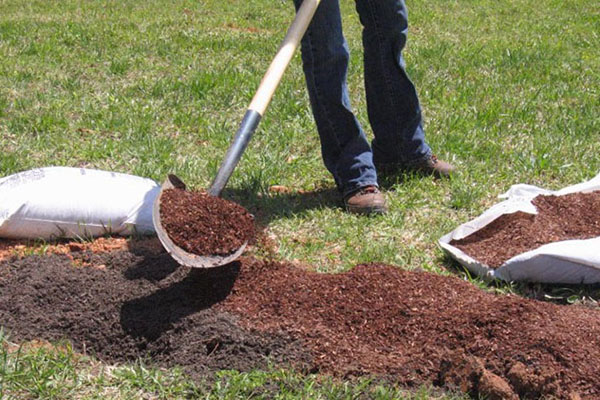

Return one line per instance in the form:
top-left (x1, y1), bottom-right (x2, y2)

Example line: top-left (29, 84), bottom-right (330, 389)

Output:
top-left (151, 174), bottom-right (247, 269)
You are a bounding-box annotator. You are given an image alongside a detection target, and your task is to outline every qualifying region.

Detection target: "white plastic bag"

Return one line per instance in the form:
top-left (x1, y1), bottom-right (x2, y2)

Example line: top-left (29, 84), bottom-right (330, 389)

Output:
top-left (0, 167), bottom-right (160, 239)
top-left (439, 173), bottom-right (600, 284)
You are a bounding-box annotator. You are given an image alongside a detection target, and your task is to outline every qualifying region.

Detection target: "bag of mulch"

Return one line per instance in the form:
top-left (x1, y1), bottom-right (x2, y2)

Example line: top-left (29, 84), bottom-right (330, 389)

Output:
top-left (0, 167), bottom-right (160, 239)
top-left (439, 172), bottom-right (600, 284)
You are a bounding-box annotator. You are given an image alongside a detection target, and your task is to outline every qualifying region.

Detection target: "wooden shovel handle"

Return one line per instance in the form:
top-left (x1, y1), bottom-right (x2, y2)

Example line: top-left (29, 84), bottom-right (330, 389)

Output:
top-left (209, 0), bottom-right (321, 197)
top-left (248, 0), bottom-right (321, 115)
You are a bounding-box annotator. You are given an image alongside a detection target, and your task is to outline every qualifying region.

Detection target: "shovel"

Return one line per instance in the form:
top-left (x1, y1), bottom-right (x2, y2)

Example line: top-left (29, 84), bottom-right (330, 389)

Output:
top-left (152, 0), bottom-right (322, 268)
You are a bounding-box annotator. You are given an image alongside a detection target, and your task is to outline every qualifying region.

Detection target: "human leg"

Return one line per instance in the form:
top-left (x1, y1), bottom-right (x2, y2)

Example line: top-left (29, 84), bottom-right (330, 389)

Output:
top-left (293, 0), bottom-right (378, 197)
top-left (355, 0), bottom-right (451, 174)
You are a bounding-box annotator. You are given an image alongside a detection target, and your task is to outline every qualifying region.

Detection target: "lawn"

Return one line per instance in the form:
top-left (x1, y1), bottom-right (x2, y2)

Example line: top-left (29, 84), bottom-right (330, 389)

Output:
top-left (1, 0), bottom-right (599, 398)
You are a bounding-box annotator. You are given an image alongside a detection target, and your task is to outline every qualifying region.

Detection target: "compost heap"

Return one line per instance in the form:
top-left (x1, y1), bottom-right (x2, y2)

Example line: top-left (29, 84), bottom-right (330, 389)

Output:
top-left (1, 245), bottom-right (600, 399)
top-left (450, 190), bottom-right (600, 268)
top-left (159, 187), bottom-right (254, 256)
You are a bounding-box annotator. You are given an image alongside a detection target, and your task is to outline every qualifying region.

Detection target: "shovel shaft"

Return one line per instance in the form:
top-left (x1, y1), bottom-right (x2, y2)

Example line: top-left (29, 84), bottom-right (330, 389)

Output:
top-left (208, 109), bottom-right (261, 197)
top-left (208, 0), bottom-right (321, 197)
top-left (247, 0), bottom-right (320, 116)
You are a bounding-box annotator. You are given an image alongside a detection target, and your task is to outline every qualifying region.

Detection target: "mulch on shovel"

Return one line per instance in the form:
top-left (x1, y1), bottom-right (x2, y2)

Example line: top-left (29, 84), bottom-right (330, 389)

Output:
top-left (160, 188), bottom-right (255, 256)
top-left (450, 190), bottom-right (600, 268)
top-left (1, 248), bottom-right (600, 399)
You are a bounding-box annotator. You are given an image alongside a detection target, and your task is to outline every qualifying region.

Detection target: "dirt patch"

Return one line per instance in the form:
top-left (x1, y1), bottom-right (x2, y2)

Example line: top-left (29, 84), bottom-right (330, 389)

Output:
top-left (160, 188), bottom-right (255, 256)
top-left (2, 249), bottom-right (600, 398)
top-left (0, 251), bottom-right (309, 379)
top-left (450, 191), bottom-right (600, 268)
top-left (0, 236), bottom-right (131, 262)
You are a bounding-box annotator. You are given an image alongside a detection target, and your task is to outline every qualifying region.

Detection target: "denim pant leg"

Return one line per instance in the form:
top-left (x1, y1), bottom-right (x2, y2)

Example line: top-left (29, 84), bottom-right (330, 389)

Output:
top-left (355, 0), bottom-right (432, 165)
top-left (294, 0), bottom-right (377, 196)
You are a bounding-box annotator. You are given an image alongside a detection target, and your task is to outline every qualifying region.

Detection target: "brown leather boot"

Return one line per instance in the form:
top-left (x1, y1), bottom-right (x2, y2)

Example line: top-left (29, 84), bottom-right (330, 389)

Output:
top-left (344, 185), bottom-right (388, 215)
top-left (377, 154), bottom-right (455, 178)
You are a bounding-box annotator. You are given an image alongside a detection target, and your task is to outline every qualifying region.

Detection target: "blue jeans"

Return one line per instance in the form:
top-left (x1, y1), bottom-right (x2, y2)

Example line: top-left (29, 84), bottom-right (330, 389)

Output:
top-left (293, 0), bottom-right (432, 196)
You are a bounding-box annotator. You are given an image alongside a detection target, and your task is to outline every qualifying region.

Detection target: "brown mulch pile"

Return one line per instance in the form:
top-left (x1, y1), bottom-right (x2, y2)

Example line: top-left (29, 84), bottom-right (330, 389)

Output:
top-left (224, 258), bottom-right (600, 399)
top-left (159, 188), bottom-right (255, 255)
top-left (450, 191), bottom-right (600, 268)
top-left (2, 248), bottom-right (600, 399)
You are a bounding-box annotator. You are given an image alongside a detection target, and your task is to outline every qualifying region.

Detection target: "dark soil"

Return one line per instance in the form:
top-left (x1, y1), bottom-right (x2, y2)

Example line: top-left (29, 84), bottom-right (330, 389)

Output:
top-left (2, 249), bottom-right (600, 399)
top-left (0, 251), bottom-right (309, 379)
top-left (160, 188), bottom-right (255, 256)
top-left (450, 191), bottom-right (600, 268)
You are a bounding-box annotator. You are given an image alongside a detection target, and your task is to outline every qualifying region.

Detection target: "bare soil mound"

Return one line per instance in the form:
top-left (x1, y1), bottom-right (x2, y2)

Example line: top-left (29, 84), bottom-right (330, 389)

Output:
top-left (0, 251), bottom-right (309, 378)
top-left (450, 191), bottom-right (600, 268)
top-left (2, 249), bottom-right (600, 398)
top-left (160, 188), bottom-right (255, 255)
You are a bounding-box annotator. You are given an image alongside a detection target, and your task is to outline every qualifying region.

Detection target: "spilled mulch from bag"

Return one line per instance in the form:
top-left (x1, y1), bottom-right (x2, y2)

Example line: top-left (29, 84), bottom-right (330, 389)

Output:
top-left (160, 188), bottom-right (255, 256)
top-left (0, 237), bottom-right (130, 262)
top-left (2, 249), bottom-right (600, 398)
top-left (450, 191), bottom-right (600, 268)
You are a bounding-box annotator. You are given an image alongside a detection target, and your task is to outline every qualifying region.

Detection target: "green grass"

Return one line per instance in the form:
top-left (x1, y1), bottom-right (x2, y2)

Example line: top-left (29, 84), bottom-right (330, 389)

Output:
top-left (1, 0), bottom-right (599, 397)
top-left (0, 331), bottom-right (465, 400)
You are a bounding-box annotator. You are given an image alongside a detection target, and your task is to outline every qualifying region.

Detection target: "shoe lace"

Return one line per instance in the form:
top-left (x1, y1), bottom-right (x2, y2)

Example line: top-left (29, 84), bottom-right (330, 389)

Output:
top-left (358, 185), bottom-right (379, 195)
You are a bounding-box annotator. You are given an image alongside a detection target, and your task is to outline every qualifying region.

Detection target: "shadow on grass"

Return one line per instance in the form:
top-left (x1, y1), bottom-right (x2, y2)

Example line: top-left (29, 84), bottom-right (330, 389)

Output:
top-left (220, 186), bottom-right (342, 226)
top-left (377, 170), bottom-right (442, 191)
top-left (440, 253), bottom-right (600, 308)
top-left (219, 171), bottom-right (443, 224)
